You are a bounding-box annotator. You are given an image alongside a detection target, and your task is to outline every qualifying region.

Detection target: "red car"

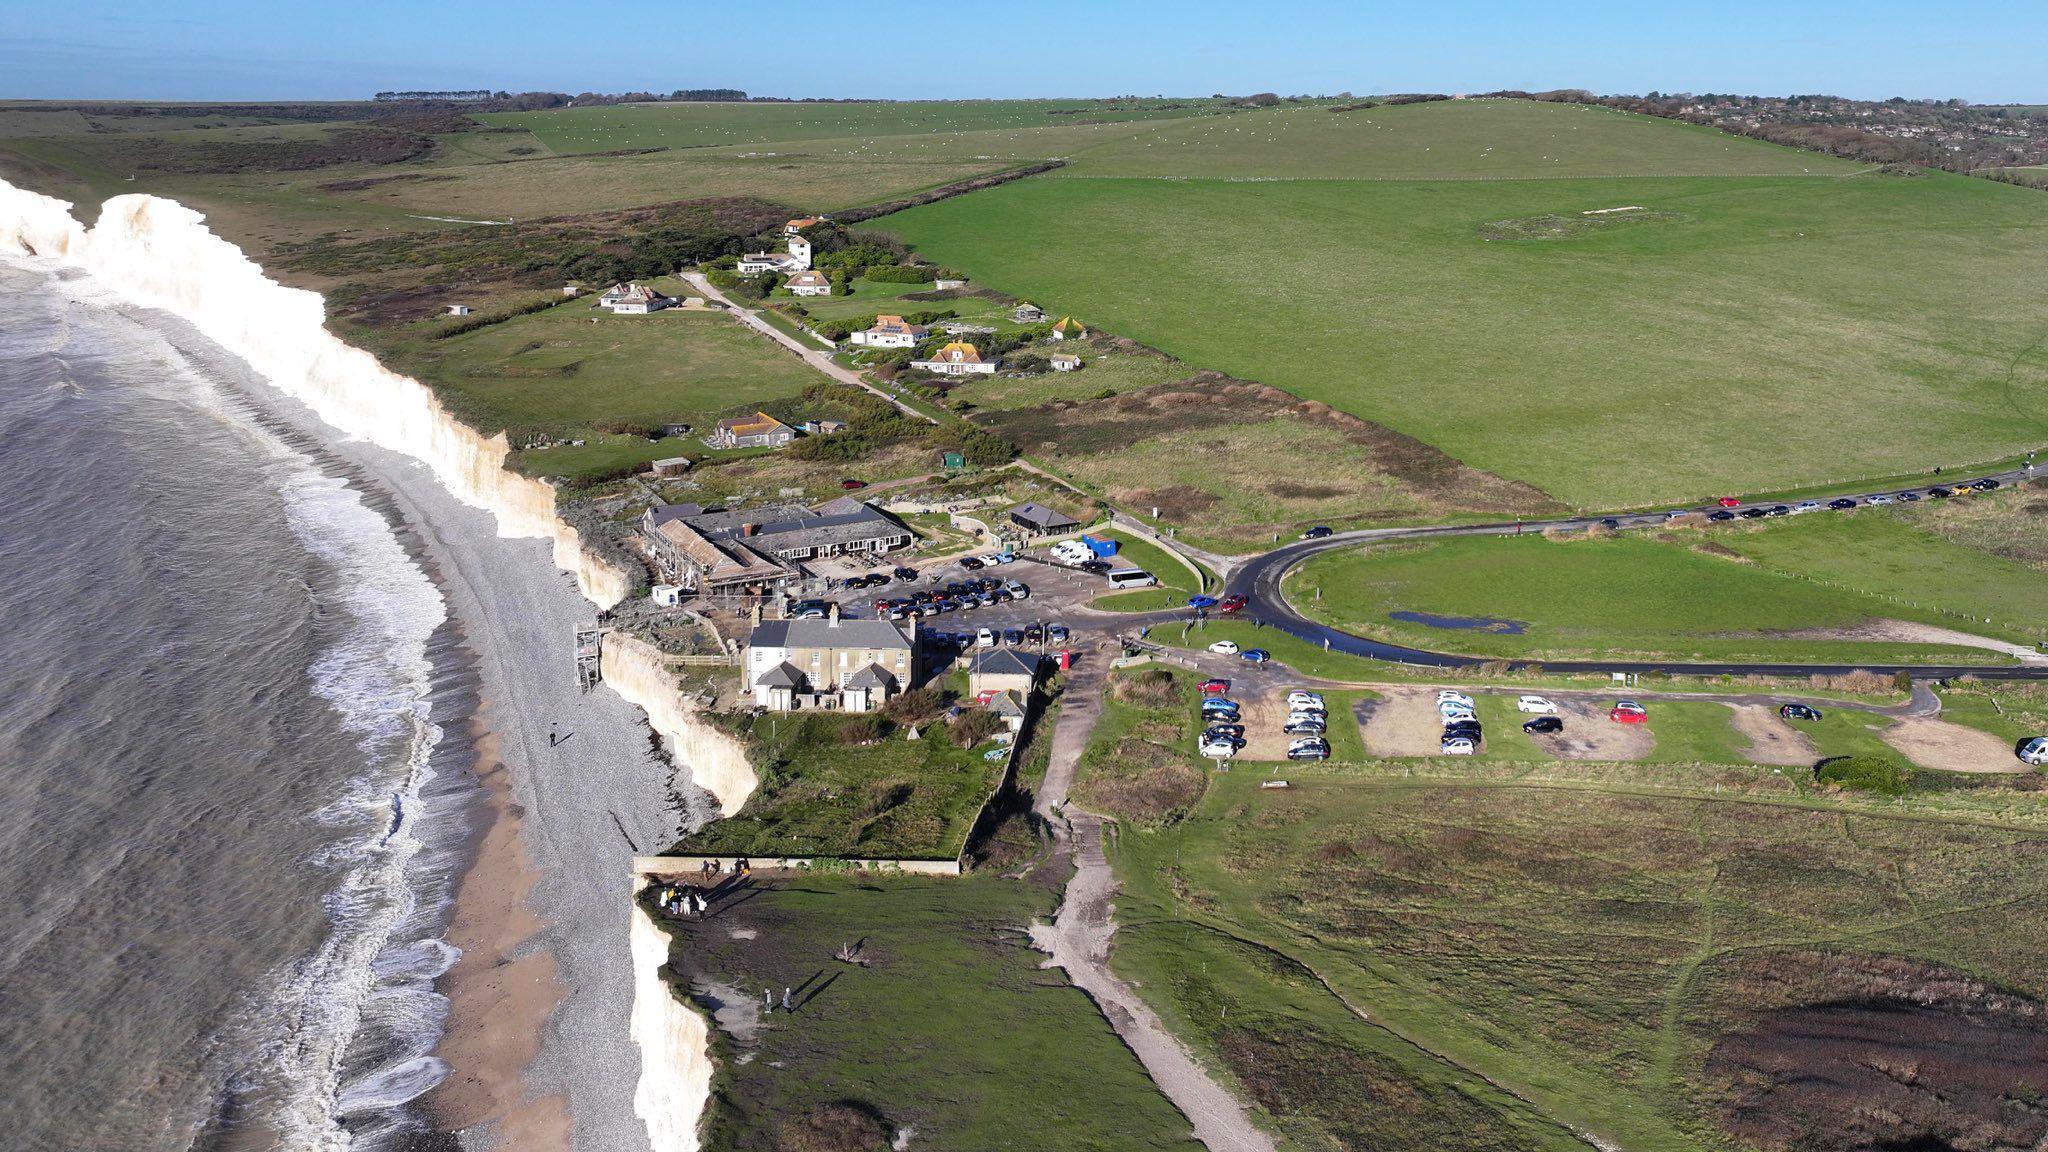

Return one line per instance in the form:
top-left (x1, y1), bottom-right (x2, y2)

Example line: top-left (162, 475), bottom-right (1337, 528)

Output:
top-left (1218, 594), bottom-right (1248, 614)
top-left (1610, 701), bottom-right (1648, 724)
top-left (1200, 678), bottom-right (1231, 695)
top-left (840, 478), bottom-right (868, 490)
top-left (1716, 496), bottom-right (1741, 508)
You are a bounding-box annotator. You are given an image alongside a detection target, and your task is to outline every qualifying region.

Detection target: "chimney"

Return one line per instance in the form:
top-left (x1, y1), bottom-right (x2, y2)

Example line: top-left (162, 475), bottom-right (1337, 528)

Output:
top-left (828, 603), bottom-right (840, 627)
top-left (742, 522), bottom-right (760, 537)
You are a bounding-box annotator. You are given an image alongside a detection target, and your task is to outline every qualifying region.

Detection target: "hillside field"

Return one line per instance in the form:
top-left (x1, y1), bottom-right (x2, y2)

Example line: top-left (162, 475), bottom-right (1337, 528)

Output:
top-left (878, 103), bottom-right (2048, 508)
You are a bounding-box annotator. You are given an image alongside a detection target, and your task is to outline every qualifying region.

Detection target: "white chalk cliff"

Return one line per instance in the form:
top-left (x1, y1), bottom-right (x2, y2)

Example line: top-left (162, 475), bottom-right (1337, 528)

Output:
top-left (0, 178), bottom-right (747, 1152)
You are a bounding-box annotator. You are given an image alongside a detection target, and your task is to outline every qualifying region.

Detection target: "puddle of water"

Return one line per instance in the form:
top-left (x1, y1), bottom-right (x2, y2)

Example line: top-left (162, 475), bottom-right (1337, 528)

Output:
top-left (1389, 610), bottom-right (1527, 634)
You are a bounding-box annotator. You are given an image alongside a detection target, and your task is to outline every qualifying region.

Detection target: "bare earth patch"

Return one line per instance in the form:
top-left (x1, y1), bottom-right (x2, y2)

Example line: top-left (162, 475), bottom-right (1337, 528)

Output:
top-left (1233, 685), bottom-right (1294, 761)
top-left (1359, 688), bottom-right (1447, 757)
top-left (1785, 617), bottom-right (2046, 663)
top-left (1881, 716), bottom-right (2033, 773)
top-left (1726, 704), bottom-right (1819, 767)
top-left (1538, 697), bottom-right (1655, 761)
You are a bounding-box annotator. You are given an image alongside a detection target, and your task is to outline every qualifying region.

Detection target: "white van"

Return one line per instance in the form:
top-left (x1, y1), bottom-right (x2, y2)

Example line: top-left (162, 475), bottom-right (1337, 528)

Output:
top-left (1107, 568), bottom-right (1156, 589)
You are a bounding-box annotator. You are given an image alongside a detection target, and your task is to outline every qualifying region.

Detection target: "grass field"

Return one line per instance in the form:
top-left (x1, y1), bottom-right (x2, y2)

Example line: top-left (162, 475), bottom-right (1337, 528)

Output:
top-left (1290, 502), bottom-right (2048, 664)
top-left (879, 105), bottom-right (2048, 507)
top-left (1101, 761), bottom-right (2048, 1151)
top-left (652, 873), bottom-right (1200, 1151)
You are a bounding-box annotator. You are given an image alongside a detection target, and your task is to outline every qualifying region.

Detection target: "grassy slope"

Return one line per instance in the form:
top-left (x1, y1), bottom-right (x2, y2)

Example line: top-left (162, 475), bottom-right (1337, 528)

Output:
top-left (877, 104), bottom-right (2048, 508)
top-left (1105, 764), bottom-right (2048, 1151)
top-left (658, 874), bottom-right (1200, 1151)
top-left (1291, 503), bottom-right (2048, 664)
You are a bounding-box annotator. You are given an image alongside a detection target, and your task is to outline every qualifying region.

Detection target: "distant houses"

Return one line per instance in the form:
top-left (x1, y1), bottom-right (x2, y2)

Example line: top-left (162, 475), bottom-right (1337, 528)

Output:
top-left (910, 341), bottom-right (998, 376)
top-left (710, 412), bottom-right (796, 450)
top-left (785, 269), bottom-right (833, 297)
top-left (599, 283), bottom-right (674, 314)
top-left (849, 314), bottom-right (930, 348)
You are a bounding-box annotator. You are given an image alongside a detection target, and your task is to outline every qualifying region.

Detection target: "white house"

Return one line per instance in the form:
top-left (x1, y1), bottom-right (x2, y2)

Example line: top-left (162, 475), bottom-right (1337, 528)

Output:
top-left (785, 269), bottom-right (832, 297)
top-left (910, 341), bottom-right (999, 376)
top-left (599, 283), bottom-right (673, 314)
top-left (849, 314), bottom-right (930, 348)
top-left (1049, 351), bottom-right (1082, 372)
top-left (736, 234), bottom-right (813, 275)
top-left (785, 216), bottom-right (822, 235)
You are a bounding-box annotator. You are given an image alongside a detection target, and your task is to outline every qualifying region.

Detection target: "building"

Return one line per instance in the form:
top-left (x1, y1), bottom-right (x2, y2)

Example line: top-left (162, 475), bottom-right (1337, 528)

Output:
top-left (934, 278), bottom-right (967, 290)
top-left (987, 689), bottom-right (1029, 733)
top-left (1007, 502), bottom-right (1081, 537)
top-left (797, 419), bottom-right (848, 435)
top-left (599, 283), bottom-right (674, 314)
top-left (969, 648), bottom-right (1040, 699)
top-left (936, 321), bottom-right (996, 337)
top-left (1049, 317), bottom-right (1086, 340)
top-left (710, 412), bottom-right (796, 450)
top-left (736, 252), bottom-right (802, 275)
top-left (1013, 302), bottom-right (1046, 323)
top-left (848, 314), bottom-right (929, 348)
top-left (561, 284), bottom-right (582, 297)
top-left (910, 342), bottom-right (998, 376)
top-left (785, 216), bottom-right (822, 235)
top-left (1049, 352), bottom-right (1083, 372)
top-left (745, 613), bottom-right (918, 711)
top-left (650, 456), bottom-right (692, 478)
top-left (785, 269), bottom-right (832, 297)
top-left (641, 499), bottom-right (915, 592)
top-left (445, 304), bottom-right (472, 317)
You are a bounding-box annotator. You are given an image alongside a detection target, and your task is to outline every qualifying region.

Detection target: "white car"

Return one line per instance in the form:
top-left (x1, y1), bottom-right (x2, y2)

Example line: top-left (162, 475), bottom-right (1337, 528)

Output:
top-left (1208, 640), bottom-right (1240, 655)
top-left (2021, 737), bottom-right (2048, 766)
top-left (1440, 709), bottom-right (1477, 725)
top-left (975, 628), bottom-right (996, 648)
top-left (1199, 740), bottom-right (1240, 759)
top-left (1792, 500), bottom-right (1822, 514)
top-left (1436, 689), bottom-right (1474, 703)
top-left (1516, 695), bottom-right (1557, 714)
top-left (1865, 494), bottom-right (1894, 506)
top-left (1439, 737), bottom-right (1477, 756)
top-left (1439, 699), bottom-right (1476, 716)
top-left (1285, 711), bottom-right (1327, 726)
top-left (1288, 690), bottom-right (1324, 706)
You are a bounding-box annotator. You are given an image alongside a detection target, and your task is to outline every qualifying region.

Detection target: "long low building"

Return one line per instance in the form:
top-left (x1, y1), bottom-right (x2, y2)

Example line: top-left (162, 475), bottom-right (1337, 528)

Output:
top-left (643, 497), bottom-right (915, 592)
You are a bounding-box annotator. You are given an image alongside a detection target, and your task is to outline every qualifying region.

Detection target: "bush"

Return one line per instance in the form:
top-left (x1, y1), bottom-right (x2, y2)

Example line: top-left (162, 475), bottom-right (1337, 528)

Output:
top-left (863, 264), bottom-right (934, 284)
top-left (948, 709), bottom-right (1006, 748)
top-left (1111, 668), bottom-right (1183, 708)
top-left (882, 686), bottom-right (950, 724)
top-left (1816, 755), bottom-right (1912, 796)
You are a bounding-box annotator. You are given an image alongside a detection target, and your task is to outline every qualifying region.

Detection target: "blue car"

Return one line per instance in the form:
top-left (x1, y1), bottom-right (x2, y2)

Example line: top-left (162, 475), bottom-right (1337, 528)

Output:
top-left (1240, 649), bottom-right (1272, 664)
top-left (1187, 595), bottom-right (1218, 610)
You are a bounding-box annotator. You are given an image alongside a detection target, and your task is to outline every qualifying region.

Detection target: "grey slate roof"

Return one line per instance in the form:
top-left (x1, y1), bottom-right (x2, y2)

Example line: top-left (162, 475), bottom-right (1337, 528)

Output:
top-left (750, 618), bottom-right (915, 651)
top-left (754, 661), bottom-right (804, 688)
top-left (846, 664), bottom-right (896, 690)
top-left (989, 690), bottom-right (1027, 717)
top-left (970, 649), bottom-right (1040, 679)
top-left (1008, 502), bottom-right (1080, 531)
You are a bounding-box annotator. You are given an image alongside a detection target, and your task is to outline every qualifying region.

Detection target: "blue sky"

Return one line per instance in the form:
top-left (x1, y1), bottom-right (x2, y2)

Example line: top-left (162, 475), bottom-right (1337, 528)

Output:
top-left (1, 0), bottom-right (2041, 103)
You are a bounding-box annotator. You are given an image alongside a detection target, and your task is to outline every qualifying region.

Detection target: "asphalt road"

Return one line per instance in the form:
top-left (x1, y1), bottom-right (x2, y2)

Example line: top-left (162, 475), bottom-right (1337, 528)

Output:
top-left (1221, 464), bottom-right (2048, 682)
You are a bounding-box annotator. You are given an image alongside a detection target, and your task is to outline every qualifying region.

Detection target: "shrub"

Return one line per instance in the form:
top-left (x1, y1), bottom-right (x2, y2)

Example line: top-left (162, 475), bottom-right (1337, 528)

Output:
top-left (1815, 755), bottom-right (1912, 796)
top-left (1111, 668), bottom-right (1183, 708)
top-left (948, 709), bottom-right (1006, 748)
top-left (882, 686), bottom-right (949, 724)
top-left (863, 264), bottom-right (934, 284)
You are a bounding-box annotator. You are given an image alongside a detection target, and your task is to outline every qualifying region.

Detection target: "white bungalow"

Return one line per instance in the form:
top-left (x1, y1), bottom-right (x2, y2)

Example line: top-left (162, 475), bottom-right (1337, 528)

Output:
top-left (910, 341), bottom-right (998, 376)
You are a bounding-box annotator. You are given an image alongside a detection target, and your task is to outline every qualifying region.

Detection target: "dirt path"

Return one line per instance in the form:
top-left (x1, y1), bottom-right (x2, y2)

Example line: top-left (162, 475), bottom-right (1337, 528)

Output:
top-left (1726, 703), bottom-right (1821, 766)
top-left (1032, 662), bottom-right (1277, 1152)
top-left (1789, 619), bottom-right (2048, 666)
top-left (1882, 716), bottom-right (2035, 773)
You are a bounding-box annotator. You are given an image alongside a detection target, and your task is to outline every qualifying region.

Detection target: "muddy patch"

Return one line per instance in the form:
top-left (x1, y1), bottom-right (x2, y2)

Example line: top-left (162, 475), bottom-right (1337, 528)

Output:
top-left (1706, 951), bottom-right (2048, 1152)
top-left (1536, 697), bottom-right (1654, 761)
top-left (1388, 610), bottom-right (1527, 634)
top-left (1727, 704), bottom-right (1820, 767)
top-left (1882, 716), bottom-right (2033, 773)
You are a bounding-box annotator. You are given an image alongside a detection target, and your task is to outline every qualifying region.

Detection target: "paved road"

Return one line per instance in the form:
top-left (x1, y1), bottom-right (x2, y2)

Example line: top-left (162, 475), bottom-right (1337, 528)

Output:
top-left (681, 272), bottom-right (938, 424)
top-left (1219, 466), bottom-right (2048, 682)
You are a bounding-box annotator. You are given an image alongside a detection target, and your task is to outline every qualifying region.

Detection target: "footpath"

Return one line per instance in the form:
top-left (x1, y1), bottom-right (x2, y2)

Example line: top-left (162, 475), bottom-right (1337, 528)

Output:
top-left (1031, 652), bottom-right (1277, 1152)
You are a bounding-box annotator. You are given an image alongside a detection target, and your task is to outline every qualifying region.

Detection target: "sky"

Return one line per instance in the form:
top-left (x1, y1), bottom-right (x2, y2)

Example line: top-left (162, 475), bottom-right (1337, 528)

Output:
top-left (1, 0), bottom-right (2042, 105)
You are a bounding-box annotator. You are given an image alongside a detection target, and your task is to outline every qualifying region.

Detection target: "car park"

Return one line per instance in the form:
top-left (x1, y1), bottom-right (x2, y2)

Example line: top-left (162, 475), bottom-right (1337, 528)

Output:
top-left (1208, 640), bottom-right (1240, 655)
top-left (2020, 737), bottom-right (2048, 766)
top-left (1440, 736), bottom-right (1476, 756)
top-left (1516, 695), bottom-right (1556, 713)
top-left (1780, 703), bottom-right (1822, 721)
top-left (1827, 498), bottom-right (1857, 510)
top-left (1301, 526), bottom-right (1334, 539)
top-left (1793, 500), bottom-right (1822, 514)
top-left (1522, 716), bottom-right (1563, 734)
top-left (1241, 649), bottom-right (1271, 664)
top-left (1218, 594), bottom-right (1248, 613)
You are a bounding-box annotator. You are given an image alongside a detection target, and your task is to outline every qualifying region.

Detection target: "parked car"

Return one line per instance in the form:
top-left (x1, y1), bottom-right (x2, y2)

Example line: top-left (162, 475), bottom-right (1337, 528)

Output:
top-left (893, 566), bottom-right (919, 581)
top-left (1240, 649), bottom-right (1272, 664)
top-left (1439, 700), bottom-right (1476, 719)
top-left (1200, 678), bottom-right (1231, 695)
top-left (1286, 710), bottom-right (1327, 726)
top-left (1897, 491), bottom-right (1922, 502)
top-left (1828, 498), bottom-right (1858, 510)
top-left (1024, 625), bottom-right (1046, 645)
top-left (1198, 740), bottom-right (1240, 759)
top-left (989, 552), bottom-right (1015, 565)
top-left (1610, 700), bottom-right (1647, 724)
top-left (1208, 640), bottom-right (1240, 655)
top-left (1523, 716), bottom-right (1564, 734)
top-left (1929, 486), bottom-right (1953, 498)
top-left (1301, 526), bottom-right (1334, 539)
top-left (1440, 736), bottom-right (1477, 756)
top-left (1708, 509), bottom-right (1736, 521)
top-left (1047, 625), bottom-right (1070, 643)
top-left (1005, 581), bottom-right (1030, 599)
top-left (1288, 691), bottom-right (1325, 710)
top-left (1283, 719), bottom-right (1326, 736)
top-left (1442, 719), bottom-right (1482, 738)
top-left (1739, 507), bottom-right (1768, 519)
top-left (1078, 559), bottom-right (1113, 575)
top-left (1516, 695), bottom-right (1556, 714)
top-left (839, 478), bottom-right (866, 490)
top-left (1599, 517), bottom-right (1621, 529)
top-left (1288, 739), bottom-right (1331, 761)
top-left (1717, 496), bottom-right (1742, 507)
top-left (1765, 504), bottom-right (1791, 517)
top-left (1001, 629), bottom-right (1023, 645)
top-left (1863, 495), bottom-right (1893, 507)
top-left (1204, 723), bottom-right (1246, 740)
top-left (2020, 737), bottom-right (2048, 766)
top-left (1202, 731), bottom-right (1246, 749)
top-left (1219, 594), bottom-right (1248, 613)
top-left (1201, 697), bottom-right (1242, 716)
top-left (789, 600), bottom-right (831, 620)
top-left (975, 628), bottom-right (996, 648)
top-left (1779, 703), bottom-right (1822, 721)
top-left (1793, 500), bottom-right (1822, 514)
top-left (1437, 689), bottom-right (1474, 704)
top-left (960, 556), bottom-right (986, 570)
top-left (1972, 478), bottom-right (2000, 491)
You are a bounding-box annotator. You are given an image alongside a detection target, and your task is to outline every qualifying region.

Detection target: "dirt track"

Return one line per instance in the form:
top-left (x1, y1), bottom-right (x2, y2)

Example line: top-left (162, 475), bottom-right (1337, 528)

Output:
top-left (1882, 716), bottom-right (2034, 773)
top-left (1727, 704), bottom-right (1821, 766)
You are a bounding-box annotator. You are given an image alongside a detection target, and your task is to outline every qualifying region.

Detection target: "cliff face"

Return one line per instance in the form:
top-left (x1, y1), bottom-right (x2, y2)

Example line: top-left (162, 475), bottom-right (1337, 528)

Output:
top-left (0, 181), bottom-right (632, 608)
top-left (601, 635), bottom-right (759, 815)
top-left (629, 880), bottom-right (713, 1152)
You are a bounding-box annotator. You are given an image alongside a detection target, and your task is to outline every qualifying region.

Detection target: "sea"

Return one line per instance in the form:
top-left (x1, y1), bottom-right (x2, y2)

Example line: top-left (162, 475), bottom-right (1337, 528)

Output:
top-left (0, 257), bottom-right (479, 1149)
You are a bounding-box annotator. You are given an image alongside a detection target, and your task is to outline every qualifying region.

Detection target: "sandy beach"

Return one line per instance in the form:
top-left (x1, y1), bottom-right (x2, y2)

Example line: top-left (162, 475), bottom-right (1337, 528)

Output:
top-left (152, 309), bottom-right (706, 1151)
